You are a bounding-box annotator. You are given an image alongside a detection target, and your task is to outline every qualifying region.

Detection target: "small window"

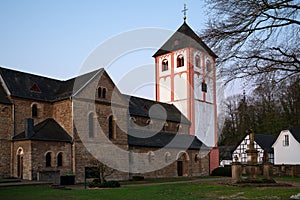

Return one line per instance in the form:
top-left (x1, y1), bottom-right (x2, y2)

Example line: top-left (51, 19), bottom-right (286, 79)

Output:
top-left (88, 113), bottom-right (95, 138)
top-left (102, 88), bottom-right (106, 98)
top-left (177, 55), bottom-right (184, 68)
top-left (32, 104), bottom-right (38, 118)
top-left (202, 82), bottom-right (207, 93)
top-left (162, 59), bottom-right (168, 71)
top-left (162, 122), bottom-right (168, 132)
top-left (206, 60), bottom-right (212, 73)
top-left (283, 135), bottom-right (289, 146)
top-left (98, 87), bottom-right (102, 98)
top-left (195, 55), bottom-right (201, 68)
top-left (46, 152), bottom-right (51, 167)
top-left (108, 115), bottom-right (116, 140)
top-left (57, 153), bottom-right (63, 167)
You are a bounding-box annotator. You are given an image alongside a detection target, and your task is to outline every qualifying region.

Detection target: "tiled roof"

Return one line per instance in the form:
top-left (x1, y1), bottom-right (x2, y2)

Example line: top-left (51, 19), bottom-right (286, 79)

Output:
top-left (0, 66), bottom-right (102, 102)
top-left (289, 126), bottom-right (300, 143)
top-left (0, 82), bottom-right (11, 104)
top-left (153, 22), bottom-right (217, 58)
top-left (125, 95), bottom-right (190, 124)
top-left (128, 128), bottom-right (208, 150)
top-left (12, 118), bottom-right (72, 142)
top-left (254, 134), bottom-right (276, 153)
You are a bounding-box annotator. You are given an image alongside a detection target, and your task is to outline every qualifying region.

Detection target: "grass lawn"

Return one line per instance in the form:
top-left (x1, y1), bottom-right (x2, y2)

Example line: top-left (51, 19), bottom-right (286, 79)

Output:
top-left (0, 178), bottom-right (299, 200)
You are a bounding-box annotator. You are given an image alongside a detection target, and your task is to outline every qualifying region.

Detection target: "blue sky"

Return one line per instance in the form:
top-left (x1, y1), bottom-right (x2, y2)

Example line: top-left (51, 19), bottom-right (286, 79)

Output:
top-left (0, 1), bottom-right (235, 99)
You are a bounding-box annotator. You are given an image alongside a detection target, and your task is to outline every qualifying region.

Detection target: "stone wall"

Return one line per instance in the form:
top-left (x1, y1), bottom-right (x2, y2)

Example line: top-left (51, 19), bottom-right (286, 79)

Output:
top-left (0, 103), bottom-right (12, 178)
top-left (53, 100), bottom-right (72, 134)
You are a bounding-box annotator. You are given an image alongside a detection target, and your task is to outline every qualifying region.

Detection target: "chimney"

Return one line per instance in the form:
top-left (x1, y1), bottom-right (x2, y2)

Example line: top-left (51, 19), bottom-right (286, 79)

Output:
top-left (25, 118), bottom-right (34, 138)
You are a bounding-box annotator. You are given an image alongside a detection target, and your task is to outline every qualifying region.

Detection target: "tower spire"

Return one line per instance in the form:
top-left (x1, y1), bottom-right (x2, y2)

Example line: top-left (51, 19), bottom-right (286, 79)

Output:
top-left (182, 3), bottom-right (188, 22)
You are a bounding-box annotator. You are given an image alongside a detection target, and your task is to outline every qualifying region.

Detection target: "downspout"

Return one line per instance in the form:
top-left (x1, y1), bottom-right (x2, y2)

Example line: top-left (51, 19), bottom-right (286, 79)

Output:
top-left (71, 97), bottom-right (76, 175)
top-left (10, 103), bottom-right (15, 177)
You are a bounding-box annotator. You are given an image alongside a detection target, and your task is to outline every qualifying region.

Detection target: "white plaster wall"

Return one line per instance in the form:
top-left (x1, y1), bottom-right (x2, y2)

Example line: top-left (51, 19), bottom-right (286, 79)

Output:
top-left (194, 102), bottom-right (215, 147)
top-left (273, 130), bottom-right (300, 165)
top-left (159, 77), bottom-right (171, 102)
top-left (206, 78), bottom-right (214, 103)
top-left (174, 73), bottom-right (187, 101)
top-left (194, 74), bottom-right (203, 101)
top-left (173, 100), bottom-right (188, 120)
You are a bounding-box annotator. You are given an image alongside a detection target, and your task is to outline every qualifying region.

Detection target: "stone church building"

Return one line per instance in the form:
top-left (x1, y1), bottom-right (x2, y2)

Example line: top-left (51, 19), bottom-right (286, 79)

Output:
top-left (0, 21), bottom-right (218, 183)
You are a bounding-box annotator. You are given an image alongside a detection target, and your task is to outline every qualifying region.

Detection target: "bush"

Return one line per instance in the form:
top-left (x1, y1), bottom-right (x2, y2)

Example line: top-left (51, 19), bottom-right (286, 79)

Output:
top-left (132, 176), bottom-right (144, 181)
top-left (211, 166), bottom-right (232, 177)
top-left (88, 179), bottom-right (120, 188)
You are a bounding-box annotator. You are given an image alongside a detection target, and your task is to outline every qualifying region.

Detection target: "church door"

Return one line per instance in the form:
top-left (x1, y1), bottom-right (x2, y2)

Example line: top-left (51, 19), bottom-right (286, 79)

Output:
top-left (177, 161), bottom-right (183, 176)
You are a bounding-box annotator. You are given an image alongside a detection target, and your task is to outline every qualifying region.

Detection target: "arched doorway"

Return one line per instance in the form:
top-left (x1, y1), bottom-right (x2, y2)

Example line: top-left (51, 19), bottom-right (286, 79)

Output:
top-left (17, 148), bottom-right (24, 179)
top-left (176, 151), bottom-right (189, 177)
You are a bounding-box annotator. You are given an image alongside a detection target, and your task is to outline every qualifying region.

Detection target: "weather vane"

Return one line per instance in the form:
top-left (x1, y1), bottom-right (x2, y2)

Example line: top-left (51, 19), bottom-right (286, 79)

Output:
top-left (182, 3), bottom-right (188, 21)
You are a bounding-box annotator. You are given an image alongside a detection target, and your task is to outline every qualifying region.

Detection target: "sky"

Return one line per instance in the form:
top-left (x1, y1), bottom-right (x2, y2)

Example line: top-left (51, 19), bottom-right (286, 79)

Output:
top-left (0, 0), bottom-right (239, 99)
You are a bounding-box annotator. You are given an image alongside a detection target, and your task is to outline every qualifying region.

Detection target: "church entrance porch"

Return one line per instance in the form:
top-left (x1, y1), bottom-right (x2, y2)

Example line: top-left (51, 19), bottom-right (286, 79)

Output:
top-left (177, 152), bottom-right (189, 176)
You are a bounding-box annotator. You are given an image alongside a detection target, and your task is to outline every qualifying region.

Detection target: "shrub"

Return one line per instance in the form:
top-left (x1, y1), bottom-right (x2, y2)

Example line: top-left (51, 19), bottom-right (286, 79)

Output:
top-left (132, 176), bottom-right (144, 181)
top-left (211, 166), bottom-right (232, 177)
top-left (88, 179), bottom-right (120, 188)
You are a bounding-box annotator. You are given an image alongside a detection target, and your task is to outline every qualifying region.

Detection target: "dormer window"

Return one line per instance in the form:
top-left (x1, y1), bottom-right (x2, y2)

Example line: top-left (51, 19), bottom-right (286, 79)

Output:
top-left (283, 135), bottom-right (289, 146)
top-left (30, 83), bottom-right (41, 93)
top-left (98, 87), bottom-right (107, 99)
top-left (162, 59), bottom-right (168, 72)
top-left (177, 55), bottom-right (184, 68)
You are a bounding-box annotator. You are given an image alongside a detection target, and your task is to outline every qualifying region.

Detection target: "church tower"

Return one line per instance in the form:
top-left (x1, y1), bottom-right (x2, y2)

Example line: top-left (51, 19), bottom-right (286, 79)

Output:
top-left (153, 19), bottom-right (218, 149)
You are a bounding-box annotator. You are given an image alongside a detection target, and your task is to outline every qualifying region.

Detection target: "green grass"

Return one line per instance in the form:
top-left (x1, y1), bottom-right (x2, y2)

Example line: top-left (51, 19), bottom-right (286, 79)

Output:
top-left (0, 180), bottom-right (299, 200)
top-left (0, 178), bottom-right (21, 183)
top-left (120, 176), bottom-right (204, 185)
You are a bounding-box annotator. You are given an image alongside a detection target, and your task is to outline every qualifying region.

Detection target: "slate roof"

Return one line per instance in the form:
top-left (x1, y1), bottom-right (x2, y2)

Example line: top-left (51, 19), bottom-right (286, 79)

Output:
top-left (125, 95), bottom-right (190, 124)
top-left (288, 126), bottom-right (300, 143)
top-left (0, 82), bottom-right (11, 104)
top-left (0, 66), bottom-right (102, 102)
top-left (12, 118), bottom-right (72, 142)
top-left (128, 128), bottom-right (208, 150)
top-left (254, 134), bottom-right (276, 153)
top-left (153, 22), bottom-right (217, 58)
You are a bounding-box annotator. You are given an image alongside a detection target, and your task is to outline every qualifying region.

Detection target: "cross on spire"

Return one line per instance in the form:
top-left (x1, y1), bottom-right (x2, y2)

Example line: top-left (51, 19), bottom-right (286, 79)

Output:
top-left (182, 3), bottom-right (188, 21)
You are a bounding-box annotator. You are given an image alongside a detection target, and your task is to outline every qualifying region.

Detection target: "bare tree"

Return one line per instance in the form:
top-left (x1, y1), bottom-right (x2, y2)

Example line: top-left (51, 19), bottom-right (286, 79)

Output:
top-left (92, 160), bottom-right (116, 184)
top-left (201, 0), bottom-right (300, 84)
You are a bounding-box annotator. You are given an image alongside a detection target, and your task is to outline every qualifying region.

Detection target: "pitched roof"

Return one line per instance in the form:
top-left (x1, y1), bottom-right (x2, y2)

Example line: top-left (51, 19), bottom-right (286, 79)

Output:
top-left (125, 95), bottom-right (190, 124)
top-left (0, 82), bottom-right (11, 104)
top-left (288, 126), bottom-right (300, 143)
top-left (12, 118), bottom-right (72, 142)
top-left (153, 22), bottom-right (217, 58)
top-left (128, 128), bottom-right (208, 150)
top-left (218, 146), bottom-right (235, 160)
top-left (0, 66), bottom-right (102, 102)
top-left (254, 134), bottom-right (276, 153)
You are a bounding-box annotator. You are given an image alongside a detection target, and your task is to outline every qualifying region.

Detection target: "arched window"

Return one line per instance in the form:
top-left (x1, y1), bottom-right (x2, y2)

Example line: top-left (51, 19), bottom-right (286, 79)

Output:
top-left (57, 152), bottom-right (63, 167)
top-left (195, 55), bottom-right (201, 68)
top-left (206, 60), bottom-right (212, 73)
top-left (32, 104), bottom-right (38, 118)
top-left (162, 59), bottom-right (168, 71)
top-left (148, 151), bottom-right (155, 162)
top-left (46, 152), bottom-right (51, 167)
top-left (98, 87), bottom-right (102, 98)
top-left (102, 88), bottom-right (106, 99)
top-left (88, 112), bottom-right (95, 138)
top-left (108, 115), bottom-right (116, 140)
top-left (162, 122), bottom-right (168, 132)
top-left (177, 55), bottom-right (184, 68)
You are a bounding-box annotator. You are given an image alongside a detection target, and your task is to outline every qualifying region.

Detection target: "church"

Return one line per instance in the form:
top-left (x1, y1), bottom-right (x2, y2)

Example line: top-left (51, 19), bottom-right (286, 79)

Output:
top-left (0, 19), bottom-right (218, 183)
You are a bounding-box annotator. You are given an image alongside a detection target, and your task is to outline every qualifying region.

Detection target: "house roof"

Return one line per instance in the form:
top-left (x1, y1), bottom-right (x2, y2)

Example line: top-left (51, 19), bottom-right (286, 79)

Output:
top-left (254, 134), bottom-right (276, 153)
top-left (128, 128), bottom-right (208, 150)
top-left (12, 118), bottom-right (72, 142)
top-left (0, 66), bottom-right (102, 102)
top-left (153, 22), bottom-right (217, 58)
top-left (288, 126), bottom-right (300, 143)
top-left (0, 82), bottom-right (11, 104)
top-left (125, 95), bottom-right (190, 124)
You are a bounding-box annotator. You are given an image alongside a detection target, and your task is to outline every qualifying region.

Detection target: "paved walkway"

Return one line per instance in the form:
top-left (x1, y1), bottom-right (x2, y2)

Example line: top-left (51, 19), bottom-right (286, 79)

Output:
top-left (0, 180), bottom-right (51, 187)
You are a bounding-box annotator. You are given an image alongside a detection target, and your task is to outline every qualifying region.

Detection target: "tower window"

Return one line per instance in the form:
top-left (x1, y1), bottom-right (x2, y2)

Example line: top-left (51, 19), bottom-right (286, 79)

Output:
top-left (162, 59), bottom-right (168, 71)
top-left (195, 55), bottom-right (201, 68)
top-left (32, 104), bottom-right (38, 118)
top-left (202, 82), bottom-right (207, 93)
top-left (98, 87), bottom-right (107, 99)
top-left (206, 60), bottom-right (212, 73)
top-left (46, 152), bottom-right (51, 167)
top-left (88, 112), bottom-right (95, 138)
top-left (177, 55), bottom-right (184, 68)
